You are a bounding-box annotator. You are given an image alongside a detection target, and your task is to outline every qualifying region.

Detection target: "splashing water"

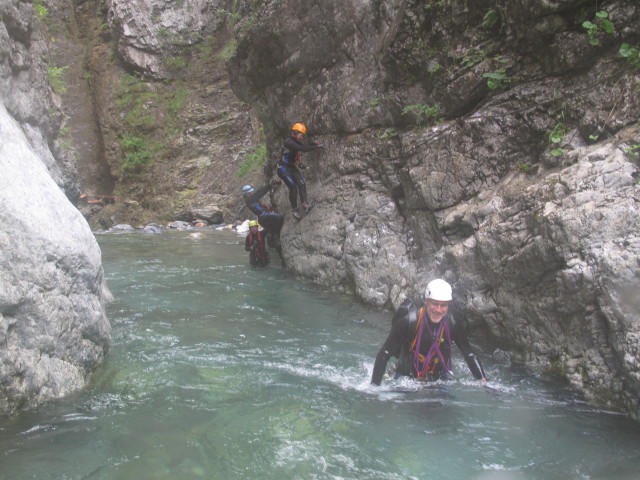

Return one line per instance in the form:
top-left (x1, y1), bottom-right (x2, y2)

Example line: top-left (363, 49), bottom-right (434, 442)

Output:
top-left (1, 230), bottom-right (639, 480)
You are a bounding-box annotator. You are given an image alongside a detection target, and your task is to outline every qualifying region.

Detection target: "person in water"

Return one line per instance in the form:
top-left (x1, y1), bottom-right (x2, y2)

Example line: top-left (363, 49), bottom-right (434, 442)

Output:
top-left (242, 181), bottom-right (284, 263)
top-left (371, 279), bottom-right (487, 385)
top-left (244, 220), bottom-right (269, 267)
top-left (276, 122), bottom-right (324, 220)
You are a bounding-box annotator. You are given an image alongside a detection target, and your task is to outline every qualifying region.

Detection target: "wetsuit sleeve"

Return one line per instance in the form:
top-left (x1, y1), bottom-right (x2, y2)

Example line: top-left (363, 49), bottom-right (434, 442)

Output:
top-left (371, 318), bottom-right (406, 386)
top-left (245, 234), bottom-right (251, 251)
top-left (283, 136), bottom-right (321, 153)
top-left (244, 184), bottom-right (273, 215)
top-left (451, 316), bottom-right (487, 380)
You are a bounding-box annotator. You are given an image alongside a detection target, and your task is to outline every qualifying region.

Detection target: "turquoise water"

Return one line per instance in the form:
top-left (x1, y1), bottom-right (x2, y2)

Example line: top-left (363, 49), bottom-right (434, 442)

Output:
top-left (1, 230), bottom-right (639, 480)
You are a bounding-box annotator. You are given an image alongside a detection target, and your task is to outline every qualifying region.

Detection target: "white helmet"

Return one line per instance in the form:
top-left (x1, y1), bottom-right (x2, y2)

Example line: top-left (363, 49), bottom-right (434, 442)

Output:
top-left (242, 185), bottom-right (254, 194)
top-left (425, 279), bottom-right (452, 302)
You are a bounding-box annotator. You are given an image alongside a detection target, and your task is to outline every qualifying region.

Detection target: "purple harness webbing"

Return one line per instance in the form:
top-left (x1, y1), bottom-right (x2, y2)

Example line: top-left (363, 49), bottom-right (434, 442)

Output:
top-left (413, 309), bottom-right (452, 378)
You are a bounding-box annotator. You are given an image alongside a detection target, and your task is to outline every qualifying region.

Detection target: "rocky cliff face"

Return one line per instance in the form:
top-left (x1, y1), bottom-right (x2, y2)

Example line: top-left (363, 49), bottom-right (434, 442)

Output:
top-left (64, 0), bottom-right (265, 228)
top-left (0, 0), bottom-right (111, 416)
top-left (3, 0), bottom-right (638, 419)
top-left (227, 0), bottom-right (640, 415)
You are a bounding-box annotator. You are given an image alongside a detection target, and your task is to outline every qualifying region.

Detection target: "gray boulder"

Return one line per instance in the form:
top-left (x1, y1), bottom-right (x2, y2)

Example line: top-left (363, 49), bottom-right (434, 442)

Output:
top-left (0, 103), bottom-right (112, 416)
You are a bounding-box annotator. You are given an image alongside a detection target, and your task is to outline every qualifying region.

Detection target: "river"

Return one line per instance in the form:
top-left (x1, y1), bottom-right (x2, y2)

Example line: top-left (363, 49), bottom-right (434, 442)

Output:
top-left (1, 230), bottom-right (639, 480)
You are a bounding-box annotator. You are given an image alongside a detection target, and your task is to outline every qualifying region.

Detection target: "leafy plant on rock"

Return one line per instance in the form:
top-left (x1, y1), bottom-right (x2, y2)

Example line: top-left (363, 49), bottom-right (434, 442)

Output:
top-left (401, 103), bottom-right (442, 127)
top-left (48, 65), bottom-right (69, 95)
top-left (33, 0), bottom-right (48, 21)
top-left (237, 143), bottom-right (266, 177)
top-left (548, 122), bottom-right (569, 157)
top-left (582, 11), bottom-right (614, 46)
top-left (619, 43), bottom-right (640, 68)
top-left (119, 134), bottom-right (154, 175)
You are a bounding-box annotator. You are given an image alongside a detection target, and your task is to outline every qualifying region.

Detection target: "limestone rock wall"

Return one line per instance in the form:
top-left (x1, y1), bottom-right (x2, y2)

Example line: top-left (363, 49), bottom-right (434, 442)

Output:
top-left (0, 0), bottom-right (111, 416)
top-left (227, 0), bottom-right (640, 415)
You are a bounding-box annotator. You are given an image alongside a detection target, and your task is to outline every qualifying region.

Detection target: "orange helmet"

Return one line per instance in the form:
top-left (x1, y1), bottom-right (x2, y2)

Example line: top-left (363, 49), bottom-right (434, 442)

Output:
top-left (291, 123), bottom-right (307, 135)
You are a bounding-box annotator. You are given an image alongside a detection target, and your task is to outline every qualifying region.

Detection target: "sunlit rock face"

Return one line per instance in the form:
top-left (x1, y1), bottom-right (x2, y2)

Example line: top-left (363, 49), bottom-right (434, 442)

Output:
top-left (0, 1), bottom-right (111, 417)
top-left (227, 0), bottom-right (640, 416)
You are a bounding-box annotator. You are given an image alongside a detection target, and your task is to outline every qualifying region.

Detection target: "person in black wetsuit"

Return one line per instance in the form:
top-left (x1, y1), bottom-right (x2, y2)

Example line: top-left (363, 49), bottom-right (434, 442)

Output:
top-left (371, 279), bottom-right (487, 386)
top-left (242, 181), bottom-right (284, 263)
top-left (276, 122), bottom-right (324, 220)
top-left (242, 181), bottom-right (283, 235)
top-left (245, 220), bottom-right (269, 267)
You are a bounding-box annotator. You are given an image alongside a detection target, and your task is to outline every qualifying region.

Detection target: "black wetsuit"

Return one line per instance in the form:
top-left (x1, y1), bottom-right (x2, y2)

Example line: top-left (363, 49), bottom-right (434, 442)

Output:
top-left (277, 134), bottom-right (322, 209)
top-left (245, 230), bottom-right (269, 267)
top-left (371, 301), bottom-right (486, 385)
top-left (243, 183), bottom-right (284, 236)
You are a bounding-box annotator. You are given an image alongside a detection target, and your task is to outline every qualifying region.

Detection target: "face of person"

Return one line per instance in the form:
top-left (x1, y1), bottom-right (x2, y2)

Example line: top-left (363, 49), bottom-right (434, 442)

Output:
top-left (425, 299), bottom-right (449, 323)
top-left (293, 131), bottom-right (305, 141)
top-left (250, 225), bottom-right (258, 232)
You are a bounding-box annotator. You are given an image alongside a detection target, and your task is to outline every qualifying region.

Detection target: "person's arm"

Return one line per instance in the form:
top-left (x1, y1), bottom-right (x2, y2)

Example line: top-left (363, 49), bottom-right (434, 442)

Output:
top-left (245, 235), bottom-right (251, 251)
top-left (283, 136), bottom-right (322, 153)
top-left (451, 316), bottom-right (487, 381)
top-left (371, 321), bottom-right (405, 386)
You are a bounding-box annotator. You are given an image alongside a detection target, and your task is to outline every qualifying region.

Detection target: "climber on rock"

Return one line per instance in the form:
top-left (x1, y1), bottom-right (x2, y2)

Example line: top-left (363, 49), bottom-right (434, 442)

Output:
top-left (276, 122), bottom-right (324, 220)
top-left (241, 181), bottom-right (284, 263)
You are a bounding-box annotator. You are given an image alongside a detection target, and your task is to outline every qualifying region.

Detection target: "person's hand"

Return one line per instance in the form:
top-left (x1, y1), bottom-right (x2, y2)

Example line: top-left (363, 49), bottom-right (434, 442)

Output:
top-left (314, 142), bottom-right (325, 149)
top-left (298, 162), bottom-right (307, 169)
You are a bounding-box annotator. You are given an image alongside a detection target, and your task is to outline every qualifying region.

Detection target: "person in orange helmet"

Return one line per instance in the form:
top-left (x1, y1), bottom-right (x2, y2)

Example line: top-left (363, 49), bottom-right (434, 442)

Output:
top-left (276, 123), bottom-right (325, 220)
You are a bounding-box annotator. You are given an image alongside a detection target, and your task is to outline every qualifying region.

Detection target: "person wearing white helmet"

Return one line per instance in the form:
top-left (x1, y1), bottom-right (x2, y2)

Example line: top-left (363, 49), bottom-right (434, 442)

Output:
top-left (371, 279), bottom-right (487, 385)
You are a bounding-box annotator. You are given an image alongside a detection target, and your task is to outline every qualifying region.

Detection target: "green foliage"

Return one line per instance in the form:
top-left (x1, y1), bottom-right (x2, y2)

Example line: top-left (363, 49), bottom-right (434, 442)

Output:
top-left (48, 65), bottom-right (69, 94)
top-left (219, 40), bottom-right (237, 60)
top-left (57, 126), bottom-right (72, 151)
top-left (237, 144), bottom-right (266, 177)
top-left (483, 67), bottom-right (510, 89)
top-left (34, 0), bottom-right (48, 21)
top-left (168, 86), bottom-right (188, 116)
top-left (624, 144), bottom-right (640, 163)
top-left (582, 11), bottom-right (614, 46)
top-left (461, 48), bottom-right (487, 68)
top-left (117, 75), bottom-right (159, 131)
top-left (517, 162), bottom-right (533, 173)
top-left (164, 56), bottom-right (188, 73)
top-left (428, 63), bottom-right (443, 74)
top-left (548, 122), bottom-right (568, 157)
top-left (119, 134), bottom-right (154, 174)
top-left (619, 43), bottom-right (640, 68)
top-left (401, 103), bottom-right (441, 126)
top-left (424, 0), bottom-right (447, 10)
top-left (482, 9), bottom-right (499, 29)
top-left (377, 128), bottom-right (398, 139)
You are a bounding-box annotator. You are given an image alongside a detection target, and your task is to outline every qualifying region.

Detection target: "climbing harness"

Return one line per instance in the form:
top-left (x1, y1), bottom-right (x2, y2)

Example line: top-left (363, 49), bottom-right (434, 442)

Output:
top-left (411, 307), bottom-right (453, 379)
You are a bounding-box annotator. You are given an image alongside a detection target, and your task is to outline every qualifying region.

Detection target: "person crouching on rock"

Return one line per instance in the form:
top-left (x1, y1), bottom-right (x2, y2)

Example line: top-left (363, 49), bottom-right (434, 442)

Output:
top-left (241, 181), bottom-right (284, 237)
top-left (242, 181), bottom-right (284, 263)
top-left (371, 279), bottom-right (488, 386)
top-left (276, 122), bottom-right (324, 220)
top-left (245, 220), bottom-right (269, 267)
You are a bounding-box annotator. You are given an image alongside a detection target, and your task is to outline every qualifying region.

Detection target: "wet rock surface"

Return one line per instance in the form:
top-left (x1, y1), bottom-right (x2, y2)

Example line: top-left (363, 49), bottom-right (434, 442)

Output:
top-left (227, 0), bottom-right (640, 415)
